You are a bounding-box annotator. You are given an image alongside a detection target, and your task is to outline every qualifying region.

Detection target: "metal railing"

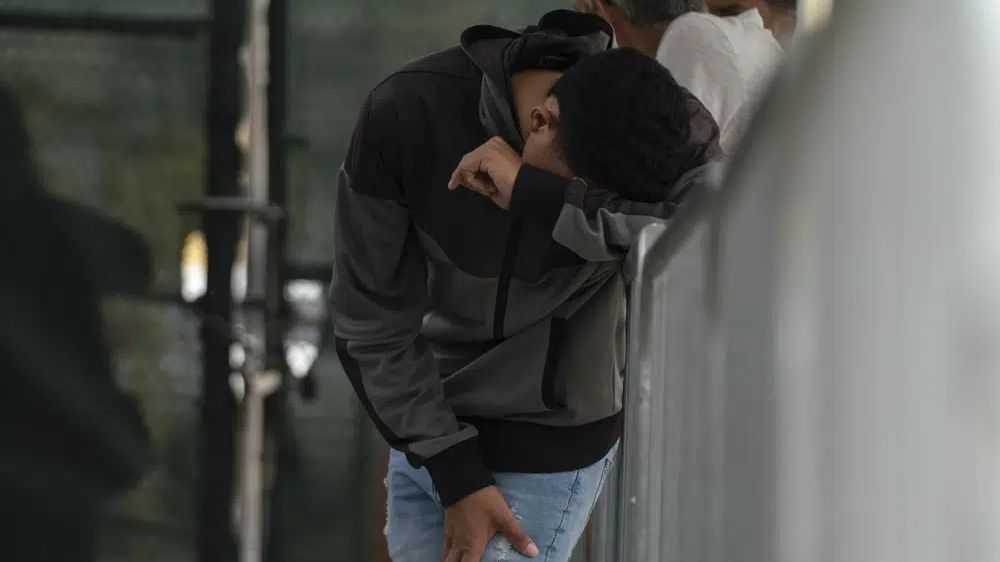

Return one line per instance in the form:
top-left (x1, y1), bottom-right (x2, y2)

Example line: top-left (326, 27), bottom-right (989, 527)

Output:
top-left (588, 0), bottom-right (1000, 560)
top-left (587, 182), bottom-right (724, 562)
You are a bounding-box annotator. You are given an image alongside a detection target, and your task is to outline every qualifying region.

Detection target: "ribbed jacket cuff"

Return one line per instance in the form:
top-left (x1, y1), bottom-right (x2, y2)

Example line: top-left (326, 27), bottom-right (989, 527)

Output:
top-left (509, 164), bottom-right (573, 225)
top-left (423, 438), bottom-right (495, 507)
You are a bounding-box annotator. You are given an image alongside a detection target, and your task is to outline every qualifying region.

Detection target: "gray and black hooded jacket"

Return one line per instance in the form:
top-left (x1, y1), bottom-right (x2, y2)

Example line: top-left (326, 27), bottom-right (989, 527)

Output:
top-left (332, 10), bottom-right (720, 506)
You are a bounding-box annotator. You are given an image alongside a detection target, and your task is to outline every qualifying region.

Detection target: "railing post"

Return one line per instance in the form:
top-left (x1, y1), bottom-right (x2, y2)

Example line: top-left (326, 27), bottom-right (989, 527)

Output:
top-left (587, 223), bottom-right (667, 562)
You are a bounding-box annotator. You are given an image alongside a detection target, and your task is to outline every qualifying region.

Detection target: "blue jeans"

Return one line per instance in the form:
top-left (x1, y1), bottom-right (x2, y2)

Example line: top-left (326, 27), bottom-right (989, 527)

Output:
top-left (385, 442), bottom-right (618, 562)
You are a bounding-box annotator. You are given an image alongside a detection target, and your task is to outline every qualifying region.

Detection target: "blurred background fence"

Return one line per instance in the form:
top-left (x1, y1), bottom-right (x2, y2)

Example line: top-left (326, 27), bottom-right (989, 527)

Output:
top-left (0, 2), bottom-right (564, 560)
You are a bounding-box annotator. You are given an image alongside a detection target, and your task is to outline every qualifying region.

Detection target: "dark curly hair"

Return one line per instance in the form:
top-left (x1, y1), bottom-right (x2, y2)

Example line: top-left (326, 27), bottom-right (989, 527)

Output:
top-left (549, 48), bottom-right (720, 202)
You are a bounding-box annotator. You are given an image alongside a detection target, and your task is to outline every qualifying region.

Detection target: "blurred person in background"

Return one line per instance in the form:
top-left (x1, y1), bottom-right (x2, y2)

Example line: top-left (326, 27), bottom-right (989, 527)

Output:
top-left (332, 10), bottom-right (718, 562)
top-left (0, 84), bottom-right (149, 562)
top-left (757, 0), bottom-right (798, 46)
top-left (577, 0), bottom-right (782, 154)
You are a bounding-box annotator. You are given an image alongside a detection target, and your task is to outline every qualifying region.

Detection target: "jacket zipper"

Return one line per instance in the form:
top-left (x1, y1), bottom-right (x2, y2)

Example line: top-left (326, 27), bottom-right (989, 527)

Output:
top-left (492, 218), bottom-right (522, 341)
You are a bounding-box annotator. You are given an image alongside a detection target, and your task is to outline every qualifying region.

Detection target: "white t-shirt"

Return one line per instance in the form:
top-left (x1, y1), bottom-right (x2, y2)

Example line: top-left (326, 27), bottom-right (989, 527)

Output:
top-left (657, 9), bottom-right (782, 154)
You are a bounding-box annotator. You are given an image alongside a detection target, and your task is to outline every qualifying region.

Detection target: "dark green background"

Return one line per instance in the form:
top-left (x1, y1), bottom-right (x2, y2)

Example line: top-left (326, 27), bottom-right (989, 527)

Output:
top-left (0, 1), bottom-right (567, 560)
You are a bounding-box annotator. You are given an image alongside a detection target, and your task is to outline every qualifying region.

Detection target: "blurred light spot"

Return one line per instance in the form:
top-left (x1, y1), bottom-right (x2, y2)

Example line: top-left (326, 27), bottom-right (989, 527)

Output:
top-left (285, 279), bottom-right (324, 302)
top-left (286, 342), bottom-right (318, 378)
top-left (230, 343), bottom-right (246, 370)
top-left (802, 0), bottom-right (834, 33)
top-left (231, 234), bottom-right (248, 303)
top-left (181, 230), bottom-right (207, 302)
top-left (229, 372), bottom-right (246, 402)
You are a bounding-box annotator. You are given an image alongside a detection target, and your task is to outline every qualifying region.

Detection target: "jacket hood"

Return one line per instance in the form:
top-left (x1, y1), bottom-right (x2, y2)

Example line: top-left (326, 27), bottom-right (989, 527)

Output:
top-left (460, 10), bottom-right (613, 152)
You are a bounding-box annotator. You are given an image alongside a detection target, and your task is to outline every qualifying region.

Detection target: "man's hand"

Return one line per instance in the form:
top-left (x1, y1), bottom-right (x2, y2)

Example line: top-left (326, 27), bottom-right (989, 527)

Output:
top-left (441, 485), bottom-right (539, 562)
top-left (447, 137), bottom-right (522, 210)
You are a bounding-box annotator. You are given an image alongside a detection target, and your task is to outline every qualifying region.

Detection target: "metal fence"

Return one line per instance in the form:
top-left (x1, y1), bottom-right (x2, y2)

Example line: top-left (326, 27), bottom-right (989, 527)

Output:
top-left (587, 185), bottom-right (726, 562)
top-left (590, 0), bottom-right (1000, 561)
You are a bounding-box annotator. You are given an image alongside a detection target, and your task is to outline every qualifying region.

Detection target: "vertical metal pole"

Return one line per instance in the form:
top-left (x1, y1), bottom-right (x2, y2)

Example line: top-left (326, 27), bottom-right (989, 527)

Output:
top-left (266, 0), bottom-right (287, 217)
top-left (237, 2), bottom-right (278, 562)
top-left (265, 1), bottom-right (289, 559)
top-left (238, 369), bottom-right (281, 562)
top-left (200, 1), bottom-right (245, 561)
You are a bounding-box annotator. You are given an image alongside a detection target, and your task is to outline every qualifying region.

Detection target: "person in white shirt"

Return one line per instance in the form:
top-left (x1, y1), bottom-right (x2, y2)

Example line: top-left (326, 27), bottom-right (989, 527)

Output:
top-left (577, 0), bottom-right (783, 154)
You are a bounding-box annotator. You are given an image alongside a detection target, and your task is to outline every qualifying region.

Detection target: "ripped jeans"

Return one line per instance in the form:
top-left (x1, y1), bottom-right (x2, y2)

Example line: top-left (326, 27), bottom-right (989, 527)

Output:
top-left (384, 442), bottom-right (618, 562)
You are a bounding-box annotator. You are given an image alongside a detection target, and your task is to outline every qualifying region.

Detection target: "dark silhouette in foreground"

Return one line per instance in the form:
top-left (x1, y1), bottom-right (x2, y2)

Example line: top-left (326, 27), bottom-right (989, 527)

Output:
top-left (0, 84), bottom-right (150, 562)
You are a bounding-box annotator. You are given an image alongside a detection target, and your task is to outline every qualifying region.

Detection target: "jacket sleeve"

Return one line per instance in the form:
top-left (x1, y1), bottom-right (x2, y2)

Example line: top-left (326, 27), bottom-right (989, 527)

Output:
top-left (507, 165), bottom-right (704, 261)
top-left (331, 91), bottom-right (493, 506)
top-left (508, 80), bottom-right (721, 262)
